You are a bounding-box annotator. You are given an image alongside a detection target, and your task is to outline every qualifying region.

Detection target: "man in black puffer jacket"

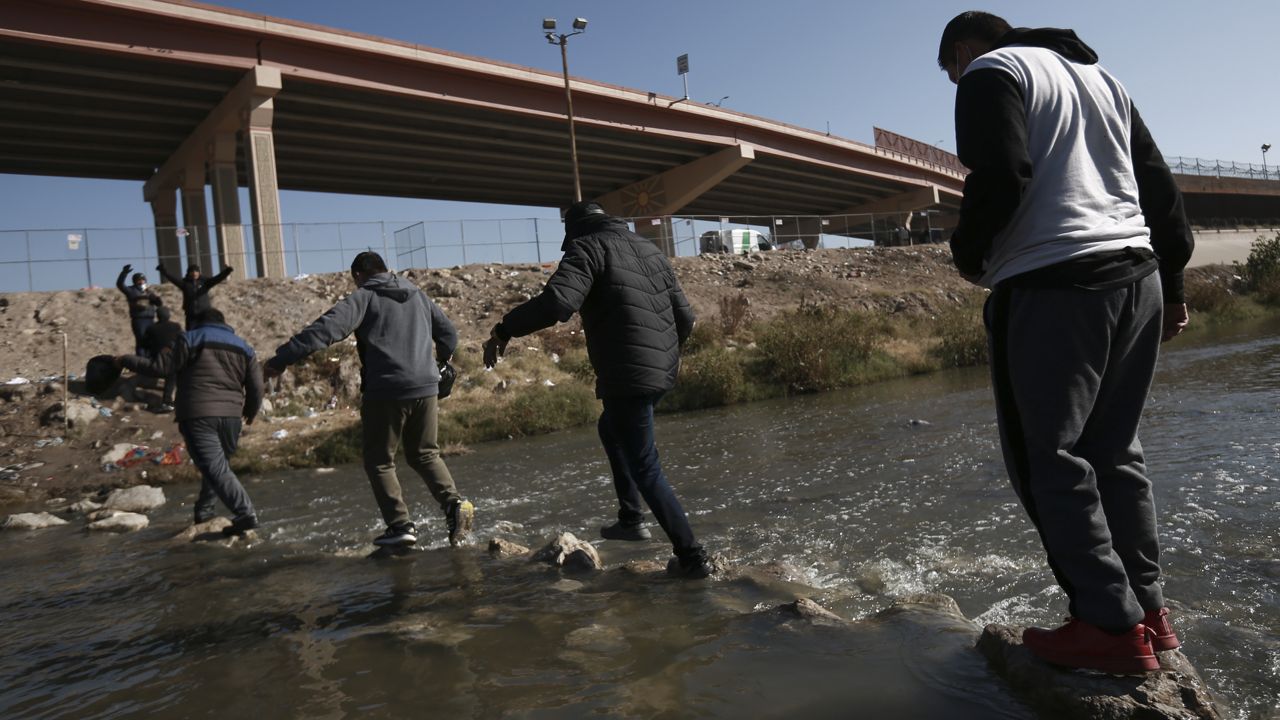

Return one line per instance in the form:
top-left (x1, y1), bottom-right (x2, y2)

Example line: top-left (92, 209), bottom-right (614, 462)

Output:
top-left (484, 201), bottom-right (713, 579)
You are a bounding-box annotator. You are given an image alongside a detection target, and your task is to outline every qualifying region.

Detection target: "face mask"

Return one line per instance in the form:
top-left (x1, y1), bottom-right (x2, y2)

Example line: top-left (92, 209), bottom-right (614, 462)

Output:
top-left (137, 283), bottom-right (147, 291)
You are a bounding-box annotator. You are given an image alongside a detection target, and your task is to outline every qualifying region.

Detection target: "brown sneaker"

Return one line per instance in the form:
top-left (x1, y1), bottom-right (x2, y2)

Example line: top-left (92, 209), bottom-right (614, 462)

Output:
top-left (1022, 618), bottom-right (1159, 674)
top-left (1143, 607), bottom-right (1180, 651)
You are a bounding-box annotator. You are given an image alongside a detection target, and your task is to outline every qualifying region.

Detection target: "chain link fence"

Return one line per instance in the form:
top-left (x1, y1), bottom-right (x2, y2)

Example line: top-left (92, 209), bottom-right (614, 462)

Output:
top-left (0, 219), bottom-right (565, 293)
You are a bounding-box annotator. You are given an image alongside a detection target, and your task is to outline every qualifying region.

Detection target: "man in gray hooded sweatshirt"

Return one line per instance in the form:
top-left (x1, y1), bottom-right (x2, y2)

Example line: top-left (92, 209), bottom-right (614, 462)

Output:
top-left (263, 251), bottom-right (472, 548)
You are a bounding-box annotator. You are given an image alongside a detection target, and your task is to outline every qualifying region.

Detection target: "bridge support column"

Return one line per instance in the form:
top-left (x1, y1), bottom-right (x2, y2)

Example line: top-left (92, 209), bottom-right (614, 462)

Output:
top-left (246, 125), bottom-right (285, 278)
top-left (180, 161), bottom-right (214, 273)
top-left (210, 132), bottom-right (247, 272)
top-left (150, 188), bottom-right (181, 277)
top-left (595, 144), bottom-right (755, 232)
top-left (632, 217), bottom-right (676, 256)
top-left (144, 66), bottom-right (283, 278)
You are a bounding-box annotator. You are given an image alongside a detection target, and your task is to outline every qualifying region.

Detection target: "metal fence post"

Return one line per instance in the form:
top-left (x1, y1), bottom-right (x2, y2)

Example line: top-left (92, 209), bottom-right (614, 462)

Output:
top-left (83, 229), bottom-right (92, 288)
top-left (292, 224), bottom-right (301, 276)
top-left (25, 231), bottom-right (33, 291)
top-left (381, 221), bottom-right (390, 270)
top-left (534, 218), bottom-right (542, 263)
top-left (459, 220), bottom-right (467, 265)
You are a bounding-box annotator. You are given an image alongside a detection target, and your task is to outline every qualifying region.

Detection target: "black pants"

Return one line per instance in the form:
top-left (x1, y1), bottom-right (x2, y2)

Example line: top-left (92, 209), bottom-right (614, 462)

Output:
top-left (598, 393), bottom-right (700, 557)
top-left (986, 272), bottom-right (1165, 632)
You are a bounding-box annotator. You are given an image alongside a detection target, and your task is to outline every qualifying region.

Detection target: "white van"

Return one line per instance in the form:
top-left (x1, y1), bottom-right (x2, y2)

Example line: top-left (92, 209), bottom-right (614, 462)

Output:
top-left (699, 229), bottom-right (773, 255)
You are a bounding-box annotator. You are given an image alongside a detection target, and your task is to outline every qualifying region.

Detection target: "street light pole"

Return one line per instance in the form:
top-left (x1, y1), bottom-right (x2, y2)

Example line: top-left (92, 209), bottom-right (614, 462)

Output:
top-left (545, 18), bottom-right (588, 202)
top-left (1263, 143), bottom-right (1272, 180)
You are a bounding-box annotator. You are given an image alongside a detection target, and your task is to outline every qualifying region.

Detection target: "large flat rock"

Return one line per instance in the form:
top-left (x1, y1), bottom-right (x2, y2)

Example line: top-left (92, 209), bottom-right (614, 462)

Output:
top-left (977, 623), bottom-right (1222, 720)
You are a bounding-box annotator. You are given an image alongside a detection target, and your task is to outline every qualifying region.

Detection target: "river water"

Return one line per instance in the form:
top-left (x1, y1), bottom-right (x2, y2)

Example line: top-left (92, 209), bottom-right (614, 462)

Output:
top-left (2, 318), bottom-right (1279, 719)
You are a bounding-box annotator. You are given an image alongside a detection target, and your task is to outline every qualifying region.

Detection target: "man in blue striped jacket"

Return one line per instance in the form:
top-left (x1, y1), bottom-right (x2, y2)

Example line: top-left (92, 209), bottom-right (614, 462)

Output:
top-left (119, 307), bottom-right (264, 536)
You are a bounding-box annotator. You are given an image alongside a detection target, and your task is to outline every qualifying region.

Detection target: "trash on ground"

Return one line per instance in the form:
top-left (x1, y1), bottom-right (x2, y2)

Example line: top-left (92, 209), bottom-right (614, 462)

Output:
top-left (34, 437), bottom-right (64, 448)
top-left (271, 429), bottom-right (289, 440)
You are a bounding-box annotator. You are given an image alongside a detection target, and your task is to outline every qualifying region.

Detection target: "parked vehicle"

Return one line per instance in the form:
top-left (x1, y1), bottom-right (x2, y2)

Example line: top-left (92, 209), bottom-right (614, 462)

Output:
top-left (699, 229), bottom-right (773, 254)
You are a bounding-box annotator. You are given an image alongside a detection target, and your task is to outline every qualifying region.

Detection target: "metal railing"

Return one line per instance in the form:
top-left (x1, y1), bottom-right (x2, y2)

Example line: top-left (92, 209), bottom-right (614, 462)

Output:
top-left (1166, 156), bottom-right (1280, 182)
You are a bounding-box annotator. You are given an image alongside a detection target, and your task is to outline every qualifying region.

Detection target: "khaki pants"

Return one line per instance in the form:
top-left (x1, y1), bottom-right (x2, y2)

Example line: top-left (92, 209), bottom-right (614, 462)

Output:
top-left (361, 395), bottom-right (459, 528)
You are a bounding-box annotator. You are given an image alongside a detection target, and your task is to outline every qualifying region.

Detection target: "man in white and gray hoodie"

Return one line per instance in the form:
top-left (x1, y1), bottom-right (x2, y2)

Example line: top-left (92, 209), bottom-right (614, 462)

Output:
top-left (263, 251), bottom-right (472, 549)
top-left (939, 12), bottom-right (1193, 674)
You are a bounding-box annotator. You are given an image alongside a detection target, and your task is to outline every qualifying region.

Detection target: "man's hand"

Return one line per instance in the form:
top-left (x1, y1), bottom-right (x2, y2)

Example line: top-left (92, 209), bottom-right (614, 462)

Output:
top-left (112, 355), bottom-right (127, 369)
top-left (1162, 303), bottom-right (1189, 342)
top-left (122, 264), bottom-right (132, 274)
top-left (243, 414), bottom-right (255, 427)
top-left (483, 326), bottom-right (509, 369)
top-left (156, 263), bottom-right (164, 272)
top-left (262, 362), bottom-right (282, 381)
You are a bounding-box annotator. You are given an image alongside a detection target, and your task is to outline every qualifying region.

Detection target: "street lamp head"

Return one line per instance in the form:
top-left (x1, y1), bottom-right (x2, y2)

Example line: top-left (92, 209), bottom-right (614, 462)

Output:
top-left (542, 18), bottom-right (556, 31)
top-left (572, 17), bottom-right (588, 30)
top-left (1264, 144), bottom-right (1273, 153)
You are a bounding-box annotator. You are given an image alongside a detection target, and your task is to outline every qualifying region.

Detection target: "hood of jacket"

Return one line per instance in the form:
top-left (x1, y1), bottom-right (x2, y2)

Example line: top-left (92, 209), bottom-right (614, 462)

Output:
top-left (561, 216), bottom-right (629, 251)
top-left (995, 27), bottom-right (1098, 65)
top-left (361, 272), bottom-right (415, 303)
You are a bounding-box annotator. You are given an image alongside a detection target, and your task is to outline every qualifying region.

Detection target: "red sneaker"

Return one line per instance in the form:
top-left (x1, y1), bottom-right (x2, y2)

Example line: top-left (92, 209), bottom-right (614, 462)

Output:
top-left (1022, 618), bottom-right (1159, 674)
top-left (1143, 608), bottom-right (1180, 651)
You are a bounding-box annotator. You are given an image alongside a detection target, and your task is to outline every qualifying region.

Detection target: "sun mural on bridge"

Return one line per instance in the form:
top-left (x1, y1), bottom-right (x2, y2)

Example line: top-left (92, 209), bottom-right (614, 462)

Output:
top-left (619, 177), bottom-right (667, 217)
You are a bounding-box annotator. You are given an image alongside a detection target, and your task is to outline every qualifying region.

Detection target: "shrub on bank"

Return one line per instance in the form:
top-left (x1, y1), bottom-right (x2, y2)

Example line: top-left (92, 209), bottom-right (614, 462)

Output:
top-left (661, 346), bottom-right (747, 411)
top-left (1243, 232), bottom-right (1280, 304)
top-left (755, 304), bottom-right (884, 392)
top-left (930, 295), bottom-right (988, 368)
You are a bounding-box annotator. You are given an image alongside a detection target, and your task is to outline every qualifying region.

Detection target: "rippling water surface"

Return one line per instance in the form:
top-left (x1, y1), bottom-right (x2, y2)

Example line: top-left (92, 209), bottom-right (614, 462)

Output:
top-left (2, 318), bottom-right (1279, 719)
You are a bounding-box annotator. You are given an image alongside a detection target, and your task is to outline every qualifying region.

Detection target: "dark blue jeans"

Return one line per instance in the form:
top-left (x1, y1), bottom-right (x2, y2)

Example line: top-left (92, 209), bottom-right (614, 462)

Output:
top-left (130, 317), bottom-right (153, 357)
top-left (598, 393), bottom-right (700, 557)
top-left (179, 417), bottom-right (255, 523)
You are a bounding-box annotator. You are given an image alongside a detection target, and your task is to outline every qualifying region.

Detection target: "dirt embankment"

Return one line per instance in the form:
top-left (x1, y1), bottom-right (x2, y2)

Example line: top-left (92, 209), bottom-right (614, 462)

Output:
top-left (0, 244), bottom-right (996, 506)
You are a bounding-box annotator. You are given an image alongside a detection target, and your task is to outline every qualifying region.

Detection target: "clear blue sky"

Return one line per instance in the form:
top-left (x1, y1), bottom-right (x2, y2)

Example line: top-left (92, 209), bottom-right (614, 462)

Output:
top-left (3, 0), bottom-right (1277, 231)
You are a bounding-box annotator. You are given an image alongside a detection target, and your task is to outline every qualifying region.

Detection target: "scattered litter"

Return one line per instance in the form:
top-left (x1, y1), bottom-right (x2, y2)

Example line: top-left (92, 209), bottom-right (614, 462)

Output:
top-left (315, 467), bottom-right (335, 474)
top-left (304, 408), bottom-right (317, 418)
top-left (542, 379), bottom-right (556, 387)
top-left (293, 273), bottom-right (312, 281)
top-left (550, 353), bottom-right (560, 364)
top-left (5, 377), bottom-right (30, 385)
top-left (34, 437), bottom-right (64, 448)
top-left (908, 419), bottom-right (931, 427)
top-left (98, 407), bottom-right (113, 417)
top-left (271, 429), bottom-right (289, 440)
top-left (150, 431), bottom-right (164, 440)
top-left (99, 443), bottom-right (184, 470)
top-left (325, 396), bottom-right (338, 410)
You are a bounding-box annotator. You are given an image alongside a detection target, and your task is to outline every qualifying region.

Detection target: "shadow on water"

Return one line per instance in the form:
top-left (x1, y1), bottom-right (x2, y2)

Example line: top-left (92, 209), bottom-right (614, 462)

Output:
top-left (3, 315), bottom-right (1280, 718)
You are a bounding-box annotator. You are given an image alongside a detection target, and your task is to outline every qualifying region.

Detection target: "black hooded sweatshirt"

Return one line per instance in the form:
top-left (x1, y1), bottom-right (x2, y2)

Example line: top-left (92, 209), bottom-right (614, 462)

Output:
top-left (951, 28), bottom-right (1193, 302)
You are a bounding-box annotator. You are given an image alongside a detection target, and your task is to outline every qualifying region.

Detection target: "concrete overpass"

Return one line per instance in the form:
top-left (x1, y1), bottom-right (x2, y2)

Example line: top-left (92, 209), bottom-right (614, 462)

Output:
top-left (0, 0), bottom-right (968, 277)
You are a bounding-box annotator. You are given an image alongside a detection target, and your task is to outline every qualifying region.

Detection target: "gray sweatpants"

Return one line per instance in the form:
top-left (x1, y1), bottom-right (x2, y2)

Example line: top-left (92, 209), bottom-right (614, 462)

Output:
top-left (985, 271), bottom-right (1165, 632)
top-left (179, 417), bottom-right (255, 523)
